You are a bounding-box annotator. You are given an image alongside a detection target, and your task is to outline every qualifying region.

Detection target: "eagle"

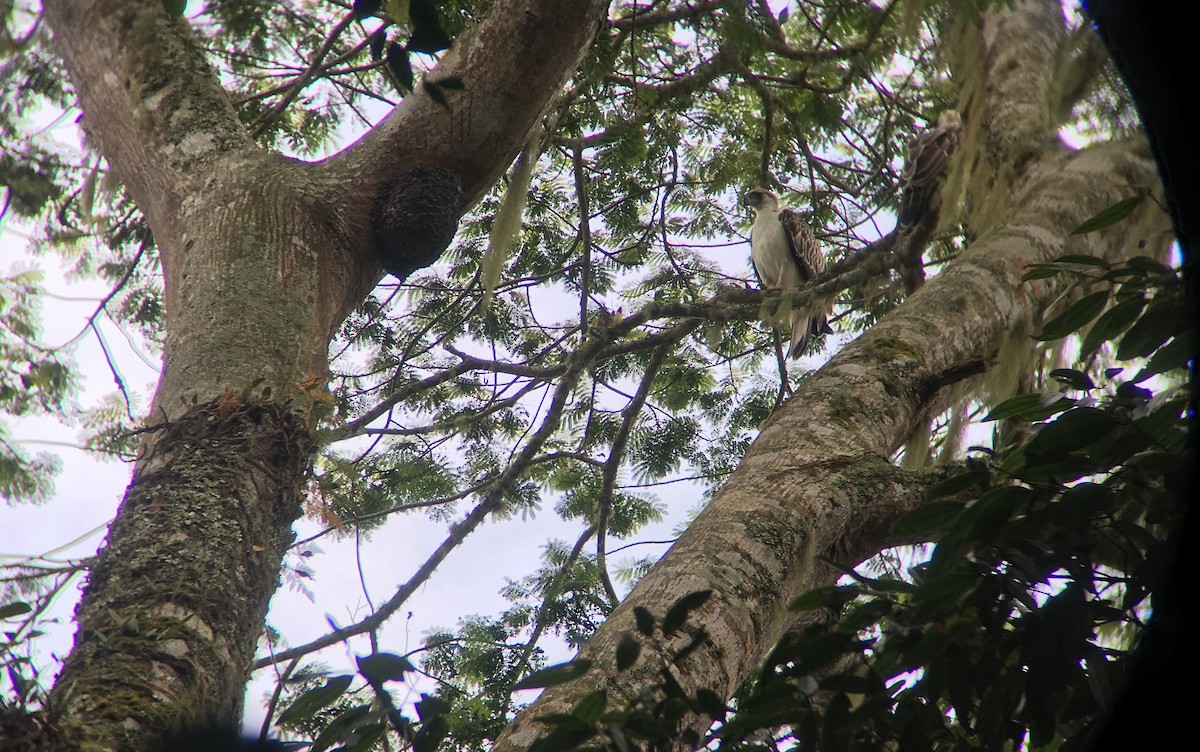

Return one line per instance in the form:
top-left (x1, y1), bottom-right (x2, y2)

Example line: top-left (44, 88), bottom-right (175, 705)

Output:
top-left (743, 188), bottom-right (833, 359)
top-left (897, 110), bottom-right (962, 236)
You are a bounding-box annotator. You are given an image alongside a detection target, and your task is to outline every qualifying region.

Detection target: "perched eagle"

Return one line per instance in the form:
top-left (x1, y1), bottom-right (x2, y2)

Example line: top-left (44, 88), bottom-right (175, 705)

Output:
top-left (743, 189), bottom-right (833, 358)
top-left (897, 110), bottom-right (962, 236)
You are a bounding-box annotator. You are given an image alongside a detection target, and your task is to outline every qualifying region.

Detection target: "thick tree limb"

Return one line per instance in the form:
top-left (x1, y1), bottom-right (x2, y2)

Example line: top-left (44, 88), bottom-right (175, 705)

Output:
top-left (490, 137), bottom-right (1169, 752)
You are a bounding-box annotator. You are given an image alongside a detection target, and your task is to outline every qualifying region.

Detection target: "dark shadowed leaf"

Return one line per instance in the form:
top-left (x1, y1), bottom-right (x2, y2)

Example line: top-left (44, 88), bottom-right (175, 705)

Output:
top-left (662, 589), bottom-right (712, 634)
top-left (1079, 293), bottom-right (1146, 356)
top-left (407, 0), bottom-right (453, 53)
top-left (1034, 291), bottom-right (1109, 340)
top-left (893, 499), bottom-right (966, 538)
top-left (0, 602), bottom-right (33, 619)
top-left (353, 0), bottom-right (383, 20)
top-left (162, 0), bottom-right (187, 16)
top-left (788, 584), bottom-right (862, 612)
top-left (571, 689), bottom-right (608, 723)
top-left (277, 674), bottom-right (354, 725)
top-left (527, 718), bottom-right (596, 752)
top-left (356, 651), bottom-right (416, 684)
top-left (415, 693), bottom-right (452, 721)
top-left (1031, 407), bottom-right (1119, 454)
top-left (615, 632), bottom-right (641, 671)
top-left (1117, 296), bottom-right (1192, 360)
top-left (368, 28), bottom-right (387, 62)
top-left (983, 393), bottom-right (1076, 422)
top-left (413, 714), bottom-right (449, 752)
top-left (1049, 368), bottom-right (1094, 391)
top-left (633, 606), bottom-right (655, 636)
top-left (695, 687), bottom-right (726, 719)
top-left (514, 659), bottom-right (593, 690)
top-left (386, 42), bottom-right (413, 92)
top-left (423, 80), bottom-right (449, 109)
top-left (1131, 331), bottom-right (1196, 382)
top-left (924, 470), bottom-right (989, 500)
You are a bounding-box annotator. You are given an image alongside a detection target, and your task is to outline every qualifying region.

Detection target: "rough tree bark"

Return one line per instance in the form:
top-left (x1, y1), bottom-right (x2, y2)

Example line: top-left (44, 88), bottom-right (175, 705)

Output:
top-left (490, 3), bottom-right (1173, 750)
top-left (35, 1), bottom-right (609, 750)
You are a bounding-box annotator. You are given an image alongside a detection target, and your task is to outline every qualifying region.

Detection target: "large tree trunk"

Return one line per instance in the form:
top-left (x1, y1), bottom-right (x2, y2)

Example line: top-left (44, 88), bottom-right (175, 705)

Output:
top-left (490, 3), bottom-right (1172, 749)
top-left (38, 1), bottom-right (608, 749)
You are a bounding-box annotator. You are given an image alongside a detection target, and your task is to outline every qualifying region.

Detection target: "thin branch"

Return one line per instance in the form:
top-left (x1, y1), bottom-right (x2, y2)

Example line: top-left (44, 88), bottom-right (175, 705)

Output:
top-left (596, 345), bottom-right (669, 607)
top-left (247, 11), bottom-right (358, 137)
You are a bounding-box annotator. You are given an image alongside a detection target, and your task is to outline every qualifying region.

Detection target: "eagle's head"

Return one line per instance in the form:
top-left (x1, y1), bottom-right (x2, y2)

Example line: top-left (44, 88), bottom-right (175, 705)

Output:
top-left (743, 189), bottom-right (780, 212)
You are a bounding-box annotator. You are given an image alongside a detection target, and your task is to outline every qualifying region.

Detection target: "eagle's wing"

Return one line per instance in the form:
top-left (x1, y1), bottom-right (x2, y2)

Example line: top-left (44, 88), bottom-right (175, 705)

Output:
top-left (779, 209), bottom-right (823, 281)
top-left (778, 209), bottom-right (831, 358)
top-left (897, 112), bottom-right (962, 232)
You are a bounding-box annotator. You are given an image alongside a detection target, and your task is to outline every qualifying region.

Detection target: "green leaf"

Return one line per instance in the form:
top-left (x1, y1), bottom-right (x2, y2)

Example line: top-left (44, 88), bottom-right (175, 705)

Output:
top-left (1070, 195), bottom-right (1143, 234)
top-left (923, 470), bottom-right (989, 500)
top-left (1051, 254), bottom-right (1111, 268)
top-left (961, 486), bottom-right (1032, 540)
top-left (893, 499), bottom-right (966, 537)
top-left (513, 659), bottom-right (593, 690)
top-left (277, 674), bottom-right (354, 725)
top-left (1131, 330), bottom-right (1196, 382)
top-left (983, 393), bottom-right (1075, 422)
top-left (661, 589), bottom-right (712, 634)
top-left (356, 651), bottom-right (416, 684)
top-left (1048, 368), bottom-right (1094, 391)
top-left (309, 705), bottom-right (374, 752)
top-left (571, 689), bottom-right (608, 723)
top-left (1034, 290), bottom-right (1109, 340)
top-left (1124, 255), bottom-right (1171, 275)
top-left (1078, 293), bottom-right (1146, 357)
top-left (0, 602), bottom-right (33, 619)
top-left (1022, 266), bottom-right (1064, 282)
top-left (1030, 407), bottom-right (1120, 454)
top-left (1117, 296), bottom-right (1192, 360)
top-left (788, 584), bottom-right (862, 612)
top-left (615, 633), bottom-right (641, 671)
top-left (161, 0), bottom-right (187, 16)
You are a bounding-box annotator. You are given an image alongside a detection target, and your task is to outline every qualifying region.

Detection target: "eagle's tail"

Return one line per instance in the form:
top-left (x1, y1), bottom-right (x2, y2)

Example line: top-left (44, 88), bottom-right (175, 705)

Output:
top-left (788, 308), bottom-right (833, 359)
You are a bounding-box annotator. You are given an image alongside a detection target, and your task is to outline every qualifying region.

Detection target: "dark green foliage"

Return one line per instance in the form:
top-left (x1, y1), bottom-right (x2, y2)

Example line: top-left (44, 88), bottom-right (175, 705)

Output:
top-left (514, 249), bottom-right (1191, 751)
